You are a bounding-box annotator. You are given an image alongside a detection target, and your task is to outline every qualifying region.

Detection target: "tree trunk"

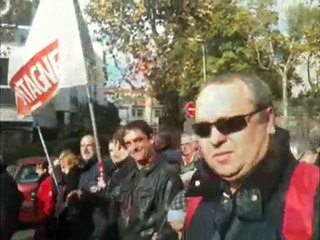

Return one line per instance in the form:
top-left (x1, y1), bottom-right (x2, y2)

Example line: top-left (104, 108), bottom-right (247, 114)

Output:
top-left (282, 72), bottom-right (288, 126)
top-left (144, 85), bottom-right (153, 125)
top-left (306, 53), bottom-right (316, 94)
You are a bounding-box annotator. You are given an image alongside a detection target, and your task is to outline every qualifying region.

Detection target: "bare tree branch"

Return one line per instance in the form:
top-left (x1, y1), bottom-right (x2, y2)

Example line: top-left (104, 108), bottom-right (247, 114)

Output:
top-left (253, 38), bottom-right (270, 70)
top-left (267, 37), bottom-right (280, 68)
top-left (268, 36), bottom-right (275, 58)
top-left (107, 46), bottom-right (139, 90)
top-left (285, 38), bottom-right (296, 68)
top-left (123, 76), bottom-right (138, 90)
top-left (266, 37), bottom-right (284, 75)
top-left (306, 53), bottom-right (315, 89)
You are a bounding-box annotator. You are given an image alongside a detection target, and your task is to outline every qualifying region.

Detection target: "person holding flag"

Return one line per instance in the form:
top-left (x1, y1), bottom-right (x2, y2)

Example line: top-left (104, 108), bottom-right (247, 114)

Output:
top-left (65, 135), bottom-right (108, 240)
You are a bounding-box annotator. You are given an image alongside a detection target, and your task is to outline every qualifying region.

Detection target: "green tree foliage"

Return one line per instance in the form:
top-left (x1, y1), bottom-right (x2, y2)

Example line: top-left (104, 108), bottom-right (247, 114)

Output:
top-left (288, 4), bottom-right (320, 97)
top-left (288, 3), bottom-right (320, 51)
top-left (88, 0), bottom-right (278, 91)
top-left (87, 0), bottom-right (317, 124)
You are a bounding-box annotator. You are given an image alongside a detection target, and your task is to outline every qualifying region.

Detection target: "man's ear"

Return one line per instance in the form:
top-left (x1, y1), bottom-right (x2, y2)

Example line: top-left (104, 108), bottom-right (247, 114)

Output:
top-left (266, 107), bottom-right (276, 135)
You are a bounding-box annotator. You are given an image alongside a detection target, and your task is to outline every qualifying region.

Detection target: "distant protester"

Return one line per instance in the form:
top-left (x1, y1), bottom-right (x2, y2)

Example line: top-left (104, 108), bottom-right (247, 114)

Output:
top-left (290, 135), bottom-right (319, 164)
top-left (33, 160), bottom-right (57, 240)
top-left (0, 157), bottom-right (23, 240)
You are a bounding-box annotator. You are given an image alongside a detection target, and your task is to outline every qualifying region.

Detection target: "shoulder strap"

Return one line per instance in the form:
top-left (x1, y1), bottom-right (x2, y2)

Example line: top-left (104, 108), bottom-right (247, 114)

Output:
top-left (185, 196), bottom-right (203, 230)
top-left (283, 162), bottom-right (320, 240)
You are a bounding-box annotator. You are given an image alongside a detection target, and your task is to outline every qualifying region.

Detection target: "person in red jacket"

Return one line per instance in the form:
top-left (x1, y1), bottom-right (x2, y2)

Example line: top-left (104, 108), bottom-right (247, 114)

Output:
top-left (33, 160), bottom-right (57, 240)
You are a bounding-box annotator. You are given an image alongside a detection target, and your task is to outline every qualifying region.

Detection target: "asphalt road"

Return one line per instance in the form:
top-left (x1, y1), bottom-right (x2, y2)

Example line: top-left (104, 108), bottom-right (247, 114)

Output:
top-left (12, 229), bottom-right (34, 240)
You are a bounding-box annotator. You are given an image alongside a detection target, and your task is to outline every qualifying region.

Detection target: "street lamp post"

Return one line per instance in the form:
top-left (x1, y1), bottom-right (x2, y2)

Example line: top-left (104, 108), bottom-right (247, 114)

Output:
top-left (187, 37), bottom-right (207, 82)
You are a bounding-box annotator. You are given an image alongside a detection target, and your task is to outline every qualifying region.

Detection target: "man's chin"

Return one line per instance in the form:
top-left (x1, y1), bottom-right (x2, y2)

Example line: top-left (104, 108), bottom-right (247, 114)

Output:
top-left (82, 156), bottom-right (92, 161)
top-left (135, 158), bottom-right (149, 166)
top-left (215, 167), bottom-right (243, 181)
top-left (135, 158), bottom-right (144, 163)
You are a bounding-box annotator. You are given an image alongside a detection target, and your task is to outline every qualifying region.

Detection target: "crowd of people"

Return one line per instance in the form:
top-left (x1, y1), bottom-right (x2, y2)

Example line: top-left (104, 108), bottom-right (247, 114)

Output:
top-left (1, 72), bottom-right (319, 240)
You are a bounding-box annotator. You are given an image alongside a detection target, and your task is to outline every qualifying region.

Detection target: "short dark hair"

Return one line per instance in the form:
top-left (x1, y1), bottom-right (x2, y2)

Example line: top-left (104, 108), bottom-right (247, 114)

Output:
top-left (112, 127), bottom-right (126, 148)
top-left (124, 120), bottom-right (153, 138)
top-left (158, 132), bottom-right (172, 148)
top-left (36, 160), bottom-right (49, 170)
top-left (202, 72), bottom-right (273, 109)
top-left (154, 132), bottom-right (173, 150)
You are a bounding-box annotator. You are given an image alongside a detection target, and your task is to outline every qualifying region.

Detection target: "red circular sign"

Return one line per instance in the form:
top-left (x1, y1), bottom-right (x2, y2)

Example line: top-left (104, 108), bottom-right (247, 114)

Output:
top-left (185, 102), bottom-right (196, 118)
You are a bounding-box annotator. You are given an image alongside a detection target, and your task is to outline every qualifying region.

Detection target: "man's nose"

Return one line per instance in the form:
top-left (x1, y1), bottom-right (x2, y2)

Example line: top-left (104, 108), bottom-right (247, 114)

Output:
top-left (209, 126), bottom-right (228, 147)
top-left (129, 142), bottom-right (139, 152)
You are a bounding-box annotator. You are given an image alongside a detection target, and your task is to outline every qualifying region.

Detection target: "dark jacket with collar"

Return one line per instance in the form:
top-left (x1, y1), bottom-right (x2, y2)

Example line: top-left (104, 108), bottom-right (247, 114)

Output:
top-left (0, 165), bottom-right (22, 240)
top-left (156, 148), bottom-right (182, 174)
top-left (186, 134), bottom-right (320, 240)
top-left (56, 168), bottom-right (80, 240)
top-left (108, 156), bottom-right (136, 195)
top-left (118, 154), bottom-right (183, 240)
top-left (66, 157), bottom-right (103, 240)
top-left (158, 148), bottom-right (182, 164)
top-left (100, 156), bottom-right (136, 240)
top-left (76, 157), bottom-right (135, 240)
top-left (78, 157), bottom-right (100, 192)
top-left (62, 168), bottom-right (80, 197)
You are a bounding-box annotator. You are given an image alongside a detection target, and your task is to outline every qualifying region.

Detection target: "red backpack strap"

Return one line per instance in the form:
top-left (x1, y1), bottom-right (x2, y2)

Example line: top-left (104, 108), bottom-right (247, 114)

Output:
top-left (185, 196), bottom-right (203, 229)
top-left (283, 162), bottom-right (320, 240)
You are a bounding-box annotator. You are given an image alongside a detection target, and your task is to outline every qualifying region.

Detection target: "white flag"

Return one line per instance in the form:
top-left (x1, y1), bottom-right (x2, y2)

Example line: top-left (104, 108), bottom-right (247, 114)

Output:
top-left (9, 0), bottom-right (96, 117)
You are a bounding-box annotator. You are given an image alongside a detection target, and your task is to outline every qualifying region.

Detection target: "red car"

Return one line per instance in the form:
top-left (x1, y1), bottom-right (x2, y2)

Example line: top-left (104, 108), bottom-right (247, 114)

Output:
top-left (12, 156), bottom-right (55, 226)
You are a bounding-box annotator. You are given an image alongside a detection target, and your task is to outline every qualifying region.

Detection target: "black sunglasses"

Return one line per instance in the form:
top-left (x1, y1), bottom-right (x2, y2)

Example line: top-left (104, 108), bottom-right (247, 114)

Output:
top-left (192, 107), bottom-right (268, 138)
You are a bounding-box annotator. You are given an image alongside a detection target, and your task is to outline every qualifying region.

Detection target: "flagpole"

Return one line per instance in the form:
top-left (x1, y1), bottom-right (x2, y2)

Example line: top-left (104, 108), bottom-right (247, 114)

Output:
top-left (34, 116), bottom-right (66, 216)
top-left (85, 85), bottom-right (106, 186)
top-left (85, 85), bottom-right (103, 164)
top-left (8, 87), bottom-right (59, 188)
top-left (33, 116), bottom-right (59, 187)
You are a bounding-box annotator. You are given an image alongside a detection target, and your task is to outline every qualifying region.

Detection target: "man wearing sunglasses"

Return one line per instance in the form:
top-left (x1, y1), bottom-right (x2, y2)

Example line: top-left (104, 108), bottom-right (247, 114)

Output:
top-left (186, 73), bottom-right (319, 240)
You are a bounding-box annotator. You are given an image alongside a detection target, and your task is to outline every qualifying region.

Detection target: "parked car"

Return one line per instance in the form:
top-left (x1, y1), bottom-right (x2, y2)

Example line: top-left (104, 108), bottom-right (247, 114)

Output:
top-left (12, 156), bottom-right (55, 227)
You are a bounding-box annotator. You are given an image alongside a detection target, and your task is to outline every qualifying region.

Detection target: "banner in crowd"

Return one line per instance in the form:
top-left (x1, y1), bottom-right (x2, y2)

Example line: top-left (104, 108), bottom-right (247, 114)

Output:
top-left (9, 0), bottom-right (96, 117)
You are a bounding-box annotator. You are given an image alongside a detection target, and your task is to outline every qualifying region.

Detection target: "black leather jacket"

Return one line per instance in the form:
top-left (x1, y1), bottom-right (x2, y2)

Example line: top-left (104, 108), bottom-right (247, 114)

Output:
top-left (0, 165), bottom-right (22, 240)
top-left (83, 154), bottom-right (183, 240)
top-left (116, 154), bottom-right (183, 240)
top-left (186, 128), bottom-right (320, 240)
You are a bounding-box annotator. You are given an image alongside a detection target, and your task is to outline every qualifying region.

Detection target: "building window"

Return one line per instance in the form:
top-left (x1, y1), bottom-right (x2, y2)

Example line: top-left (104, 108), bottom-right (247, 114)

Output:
top-left (0, 58), bottom-right (8, 86)
top-left (154, 109), bottom-right (161, 118)
top-left (0, 89), bottom-right (15, 105)
top-left (0, 0), bottom-right (35, 26)
top-left (137, 109), bottom-right (144, 117)
top-left (0, 58), bottom-right (15, 105)
top-left (132, 108), bottom-right (144, 118)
